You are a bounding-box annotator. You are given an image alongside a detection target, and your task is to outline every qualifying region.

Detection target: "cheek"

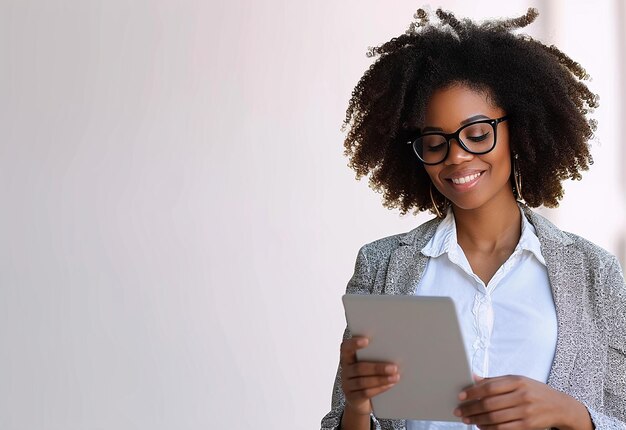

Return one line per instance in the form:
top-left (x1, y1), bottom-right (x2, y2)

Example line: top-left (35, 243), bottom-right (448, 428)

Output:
top-left (496, 154), bottom-right (512, 177)
top-left (485, 140), bottom-right (512, 177)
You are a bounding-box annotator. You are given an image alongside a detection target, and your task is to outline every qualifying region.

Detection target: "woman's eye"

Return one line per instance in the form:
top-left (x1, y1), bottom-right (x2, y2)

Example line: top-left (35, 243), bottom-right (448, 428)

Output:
top-left (427, 143), bottom-right (446, 152)
top-left (466, 133), bottom-right (490, 143)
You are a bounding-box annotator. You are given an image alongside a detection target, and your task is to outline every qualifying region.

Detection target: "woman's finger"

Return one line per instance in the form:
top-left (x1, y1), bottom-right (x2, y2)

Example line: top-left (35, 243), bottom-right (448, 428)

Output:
top-left (461, 405), bottom-right (524, 426)
top-left (340, 337), bottom-right (368, 366)
top-left (347, 383), bottom-right (397, 402)
top-left (460, 375), bottom-right (522, 401)
top-left (343, 361), bottom-right (398, 379)
top-left (455, 390), bottom-right (521, 418)
top-left (343, 373), bottom-right (400, 393)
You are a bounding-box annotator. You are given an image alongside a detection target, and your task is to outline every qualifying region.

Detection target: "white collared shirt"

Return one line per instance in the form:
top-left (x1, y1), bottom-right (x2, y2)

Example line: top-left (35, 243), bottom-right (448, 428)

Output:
top-left (407, 207), bottom-right (557, 430)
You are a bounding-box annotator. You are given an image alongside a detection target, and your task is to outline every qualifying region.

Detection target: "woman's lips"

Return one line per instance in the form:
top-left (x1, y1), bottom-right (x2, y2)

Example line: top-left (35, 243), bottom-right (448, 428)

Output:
top-left (445, 171), bottom-right (484, 190)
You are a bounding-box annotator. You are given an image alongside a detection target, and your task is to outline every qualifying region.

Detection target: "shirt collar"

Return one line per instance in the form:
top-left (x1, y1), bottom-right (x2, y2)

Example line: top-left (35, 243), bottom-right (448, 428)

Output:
top-left (420, 204), bottom-right (546, 266)
top-left (420, 208), bottom-right (457, 259)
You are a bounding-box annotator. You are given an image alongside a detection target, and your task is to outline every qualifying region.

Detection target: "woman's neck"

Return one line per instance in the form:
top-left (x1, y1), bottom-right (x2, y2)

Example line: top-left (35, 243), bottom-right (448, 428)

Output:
top-left (452, 196), bottom-right (522, 254)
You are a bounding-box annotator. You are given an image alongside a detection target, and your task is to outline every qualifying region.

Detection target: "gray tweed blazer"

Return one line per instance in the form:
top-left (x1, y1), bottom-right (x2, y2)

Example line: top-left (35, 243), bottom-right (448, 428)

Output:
top-left (321, 207), bottom-right (626, 430)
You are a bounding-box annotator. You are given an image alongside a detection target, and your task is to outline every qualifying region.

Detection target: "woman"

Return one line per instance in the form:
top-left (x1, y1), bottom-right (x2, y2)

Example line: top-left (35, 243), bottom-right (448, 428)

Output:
top-left (321, 8), bottom-right (626, 430)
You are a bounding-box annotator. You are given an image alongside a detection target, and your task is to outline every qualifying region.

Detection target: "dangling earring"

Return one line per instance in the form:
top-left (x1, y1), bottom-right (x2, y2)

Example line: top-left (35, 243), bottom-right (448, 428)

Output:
top-left (513, 153), bottom-right (524, 202)
top-left (429, 183), bottom-right (444, 219)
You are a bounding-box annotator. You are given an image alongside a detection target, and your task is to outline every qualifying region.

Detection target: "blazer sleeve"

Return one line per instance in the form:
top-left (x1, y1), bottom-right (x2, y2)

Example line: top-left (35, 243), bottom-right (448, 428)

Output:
top-left (320, 245), bottom-right (386, 430)
top-left (587, 256), bottom-right (626, 429)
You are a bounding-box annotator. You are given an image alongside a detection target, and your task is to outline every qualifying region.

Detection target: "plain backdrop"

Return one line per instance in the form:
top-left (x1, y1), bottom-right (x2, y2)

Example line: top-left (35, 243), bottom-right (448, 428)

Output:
top-left (0, 0), bottom-right (624, 429)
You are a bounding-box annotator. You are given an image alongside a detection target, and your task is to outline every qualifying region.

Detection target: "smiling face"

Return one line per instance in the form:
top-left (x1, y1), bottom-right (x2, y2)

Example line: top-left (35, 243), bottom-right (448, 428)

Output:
top-left (422, 83), bottom-right (516, 212)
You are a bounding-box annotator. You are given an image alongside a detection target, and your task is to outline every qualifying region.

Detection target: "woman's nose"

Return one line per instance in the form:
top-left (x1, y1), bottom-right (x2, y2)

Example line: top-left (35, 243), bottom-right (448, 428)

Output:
top-left (444, 139), bottom-right (474, 165)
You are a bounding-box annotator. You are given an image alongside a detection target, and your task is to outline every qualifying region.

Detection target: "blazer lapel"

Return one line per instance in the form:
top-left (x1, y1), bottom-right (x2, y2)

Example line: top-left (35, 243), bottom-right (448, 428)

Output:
top-left (525, 208), bottom-right (583, 391)
top-left (383, 218), bottom-right (440, 296)
top-left (384, 246), bottom-right (429, 295)
top-left (543, 241), bottom-right (585, 391)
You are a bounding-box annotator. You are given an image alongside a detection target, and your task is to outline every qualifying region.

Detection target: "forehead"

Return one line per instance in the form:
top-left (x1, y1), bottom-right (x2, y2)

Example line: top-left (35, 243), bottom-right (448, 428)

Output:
top-left (424, 84), bottom-right (504, 127)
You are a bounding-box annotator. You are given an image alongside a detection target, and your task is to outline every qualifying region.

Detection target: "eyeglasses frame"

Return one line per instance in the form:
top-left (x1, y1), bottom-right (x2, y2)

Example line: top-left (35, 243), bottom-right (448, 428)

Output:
top-left (407, 116), bottom-right (509, 165)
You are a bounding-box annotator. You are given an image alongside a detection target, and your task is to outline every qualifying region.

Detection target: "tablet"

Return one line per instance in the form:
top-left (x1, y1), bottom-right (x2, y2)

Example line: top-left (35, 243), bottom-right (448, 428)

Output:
top-left (342, 294), bottom-right (473, 422)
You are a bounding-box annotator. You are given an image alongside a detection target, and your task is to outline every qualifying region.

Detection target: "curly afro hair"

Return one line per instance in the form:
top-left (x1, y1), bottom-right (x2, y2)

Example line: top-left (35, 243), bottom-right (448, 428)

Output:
top-left (343, 8), bottom-right (598, 215)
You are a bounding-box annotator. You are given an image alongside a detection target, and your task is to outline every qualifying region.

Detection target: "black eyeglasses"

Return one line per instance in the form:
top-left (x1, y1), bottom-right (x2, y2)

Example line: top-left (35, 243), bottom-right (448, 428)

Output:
top-left (408, 116), bottom-right (509, 165)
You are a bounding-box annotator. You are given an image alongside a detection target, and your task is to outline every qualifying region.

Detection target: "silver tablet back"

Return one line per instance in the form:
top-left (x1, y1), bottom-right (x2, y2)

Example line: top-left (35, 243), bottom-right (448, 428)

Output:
top-left (342, 294), bottom-right (473, 422)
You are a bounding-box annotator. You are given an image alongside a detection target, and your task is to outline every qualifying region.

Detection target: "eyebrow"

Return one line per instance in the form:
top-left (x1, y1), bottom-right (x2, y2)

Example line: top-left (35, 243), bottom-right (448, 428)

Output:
top-left (421, 114), bottom-right (491, 133)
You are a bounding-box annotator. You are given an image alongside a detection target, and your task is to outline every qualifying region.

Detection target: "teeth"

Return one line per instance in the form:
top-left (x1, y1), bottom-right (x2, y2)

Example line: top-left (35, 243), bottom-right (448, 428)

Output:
top-left (451, 172), bottom-right (481, 185)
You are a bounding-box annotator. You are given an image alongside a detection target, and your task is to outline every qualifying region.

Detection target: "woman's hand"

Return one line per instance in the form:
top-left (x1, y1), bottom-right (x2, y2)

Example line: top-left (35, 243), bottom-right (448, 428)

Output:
top-left (454, 375), bottom-right (593, 430)
top-left (340, 336), bottom-right (400, 416)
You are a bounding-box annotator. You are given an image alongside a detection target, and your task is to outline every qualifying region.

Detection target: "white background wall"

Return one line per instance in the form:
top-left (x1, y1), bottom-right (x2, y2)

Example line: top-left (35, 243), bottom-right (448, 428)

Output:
top-left (1, 1), bottom-right (623, 429)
